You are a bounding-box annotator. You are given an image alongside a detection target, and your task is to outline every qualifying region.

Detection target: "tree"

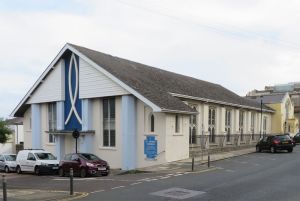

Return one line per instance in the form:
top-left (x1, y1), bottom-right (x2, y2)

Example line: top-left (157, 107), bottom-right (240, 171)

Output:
top-left (0, 119), bottom-right (12, 144)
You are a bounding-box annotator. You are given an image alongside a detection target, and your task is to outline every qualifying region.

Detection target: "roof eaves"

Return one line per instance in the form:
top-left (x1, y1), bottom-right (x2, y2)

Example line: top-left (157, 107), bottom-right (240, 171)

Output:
top-left (171, 92), bottom-right (274, 113)
top-left (10, 44), bottom-right (70, 117)
top-left (68, 44), bottom-right (162, 112)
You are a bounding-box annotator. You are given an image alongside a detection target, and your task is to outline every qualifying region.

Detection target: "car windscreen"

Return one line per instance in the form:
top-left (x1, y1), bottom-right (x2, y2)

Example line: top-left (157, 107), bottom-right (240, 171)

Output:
top-left (4, 155), bottom-right (16, 161)
top-left (34, 153), bottom-right (56, 160)
top-left (80, 153), bottom-right (100, 161)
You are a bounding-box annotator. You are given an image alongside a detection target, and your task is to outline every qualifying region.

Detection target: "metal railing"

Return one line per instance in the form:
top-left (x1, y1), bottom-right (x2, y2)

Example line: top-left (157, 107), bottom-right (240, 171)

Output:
top-left (189, 134), bottom-right (263, 155)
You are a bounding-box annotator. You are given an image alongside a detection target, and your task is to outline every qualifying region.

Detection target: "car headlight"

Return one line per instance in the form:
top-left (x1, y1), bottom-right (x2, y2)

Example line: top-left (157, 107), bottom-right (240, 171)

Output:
top-left (41, 162), bottom-right (48, 166)
top-left (86, 162), bottom-right (95, 167)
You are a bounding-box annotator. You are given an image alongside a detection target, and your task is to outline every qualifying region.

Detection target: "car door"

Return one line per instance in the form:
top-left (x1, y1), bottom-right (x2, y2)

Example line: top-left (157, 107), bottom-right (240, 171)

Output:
top-left (265, 136), bottom-right (274, 149)
top-left (0, 155), bottom-right (5, 171)
top-left (70, 154), bottom-right (81, 175)
top-left (26, 153), bottom-right (36, 172)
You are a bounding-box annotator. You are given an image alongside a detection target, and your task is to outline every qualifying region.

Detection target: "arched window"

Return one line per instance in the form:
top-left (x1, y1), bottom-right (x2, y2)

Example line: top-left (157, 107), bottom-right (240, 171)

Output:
top-left (150, 114), bottom-right (155, 132)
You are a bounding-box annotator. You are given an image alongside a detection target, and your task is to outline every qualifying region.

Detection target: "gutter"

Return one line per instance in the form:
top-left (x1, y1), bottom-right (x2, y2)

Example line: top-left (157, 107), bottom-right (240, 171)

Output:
top-left (170, 92), bottom-right (274, 113)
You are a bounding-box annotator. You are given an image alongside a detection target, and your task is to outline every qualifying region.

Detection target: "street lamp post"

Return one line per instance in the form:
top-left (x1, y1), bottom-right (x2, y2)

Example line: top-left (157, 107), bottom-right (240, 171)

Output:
top-left (260, 97), bottom-right (263, 138)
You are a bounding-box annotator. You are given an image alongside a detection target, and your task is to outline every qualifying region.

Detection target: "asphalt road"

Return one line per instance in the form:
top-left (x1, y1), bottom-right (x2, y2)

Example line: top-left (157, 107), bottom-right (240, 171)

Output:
top-left (2, 146), bottom-right (299, 201)
top-left (83, 146), bottom-right (300, 201)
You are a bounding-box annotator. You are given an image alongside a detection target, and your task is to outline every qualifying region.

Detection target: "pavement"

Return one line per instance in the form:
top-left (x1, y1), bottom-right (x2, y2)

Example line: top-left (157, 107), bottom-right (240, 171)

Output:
top-left (138, 147), bottom-right (256, 173)
top-left (0, 147), bottom-right (256, 201)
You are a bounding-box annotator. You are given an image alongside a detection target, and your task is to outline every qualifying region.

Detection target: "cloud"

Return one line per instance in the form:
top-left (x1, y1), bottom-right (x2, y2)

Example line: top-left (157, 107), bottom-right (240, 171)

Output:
top-left (1, 0), bottom-right (300, 118)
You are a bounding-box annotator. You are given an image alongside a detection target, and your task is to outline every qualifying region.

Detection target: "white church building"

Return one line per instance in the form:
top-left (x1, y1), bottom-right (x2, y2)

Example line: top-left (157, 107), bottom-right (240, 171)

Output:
top-left (11, 44), bottom-right (273, 170)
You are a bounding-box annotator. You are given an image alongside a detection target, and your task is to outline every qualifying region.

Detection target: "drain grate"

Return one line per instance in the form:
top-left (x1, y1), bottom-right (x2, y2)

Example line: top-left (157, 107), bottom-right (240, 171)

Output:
top-left (150, 187), bottom-right (205, 200)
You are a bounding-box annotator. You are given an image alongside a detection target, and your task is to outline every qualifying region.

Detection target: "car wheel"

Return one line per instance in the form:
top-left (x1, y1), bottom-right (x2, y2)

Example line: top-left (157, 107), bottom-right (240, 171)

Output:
top-left (16, 166), bottom-right (22, 174)
top-left (288, 148), bottom-right (293, 153)
top-left (256, 146), bottom-right (261, 152)
top-left (80, 168), bottom-right (87, 178)
top-left (34, 166), bottom-right (40, 176)
top-left (4, 166), bottom-right (9, 173)
top-left (58, 168), bottom-right (64, 177)
top-left (270, 146), bottom-right (276, 153)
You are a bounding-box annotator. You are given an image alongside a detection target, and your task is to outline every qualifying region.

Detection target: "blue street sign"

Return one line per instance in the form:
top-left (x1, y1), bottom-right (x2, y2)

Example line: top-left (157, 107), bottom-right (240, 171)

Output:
top-left (144, 136), bottom-right (157, 159)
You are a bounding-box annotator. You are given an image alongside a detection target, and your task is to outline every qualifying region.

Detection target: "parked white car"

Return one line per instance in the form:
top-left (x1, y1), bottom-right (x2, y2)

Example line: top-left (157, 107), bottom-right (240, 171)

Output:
top-left (16, 149), bottom-right (59, 175)
top-left (0, 154), bottom-right (17, 173)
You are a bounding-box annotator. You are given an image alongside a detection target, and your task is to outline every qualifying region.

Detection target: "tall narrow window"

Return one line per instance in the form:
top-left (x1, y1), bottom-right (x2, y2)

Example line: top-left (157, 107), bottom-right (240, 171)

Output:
top-left (251, 112), bottom-right (255, 140)
top-left (263, 117), bottom-right (267, 135)
top-left (225, 109), bottom-right (231, 142)
top-left (150, 114), bottom-right (155, 132)
top-left (208, 107), bottom-right (216, 143)
top-left (103, 98), bottom-right (116, 147)
top-left (175, 114), bottom-right (180, 133)
top-left (48, 102), bottom-right (57, 143)
top-left (239, 111), bottom-right (244, 141)
top-left (189, 106), bottom-right (197, 144)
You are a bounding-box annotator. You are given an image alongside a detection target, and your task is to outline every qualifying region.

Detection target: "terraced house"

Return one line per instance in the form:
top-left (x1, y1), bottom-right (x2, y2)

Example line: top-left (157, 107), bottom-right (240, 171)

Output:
top-left (11, 44), bottom-right (273, 170)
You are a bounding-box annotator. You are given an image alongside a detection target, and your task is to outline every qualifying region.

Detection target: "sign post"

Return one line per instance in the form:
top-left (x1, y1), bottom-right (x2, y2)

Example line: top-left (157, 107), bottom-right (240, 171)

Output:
top-left (72, 129), bottom-right (80, 153)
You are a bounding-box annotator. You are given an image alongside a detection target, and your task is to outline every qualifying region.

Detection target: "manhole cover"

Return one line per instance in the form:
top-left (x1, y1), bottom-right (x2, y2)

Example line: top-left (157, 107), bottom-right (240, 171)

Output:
top-left (150, 187), bottom-right (205, 199)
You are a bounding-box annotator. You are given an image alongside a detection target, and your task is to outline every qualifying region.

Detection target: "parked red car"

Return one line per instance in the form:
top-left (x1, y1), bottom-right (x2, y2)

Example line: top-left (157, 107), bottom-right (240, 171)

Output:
top-left (58, 153), bottom-right (110, 177)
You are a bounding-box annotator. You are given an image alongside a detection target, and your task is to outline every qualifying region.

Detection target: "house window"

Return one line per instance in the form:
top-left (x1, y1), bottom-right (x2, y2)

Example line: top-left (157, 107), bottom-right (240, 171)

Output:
top-left (225, 109), bottom-right (231, 142)
top-left (239, 111), bottom-right (244, 141)
top-left (48, 102), bottom-right (56, 143)
top-left (189, 106), bottom-right (197, 144)
top-left (150, 114), bottom-right (155, 132)
top-left (208, 107), bottom-right (216, 143)
top-left (251, 112), bottom-right (255, 140)
top-left (103, 98), bottom-right (116, 147)
top-left (175, 114), bottom-right (181, 133)
top-left (263, 117), bottom-right (267, 135)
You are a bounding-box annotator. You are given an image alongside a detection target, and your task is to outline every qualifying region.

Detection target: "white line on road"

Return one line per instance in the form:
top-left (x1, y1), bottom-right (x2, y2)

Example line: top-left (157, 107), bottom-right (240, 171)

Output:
top-left (130, 182), bottom-right (142, 186)
top-left (174, 174), bottom-right (183, 176)
top-left (159, 176), bottom-right (170, 179)
top-left (90, 190), bottom-right (105, 194)
top-left (225, 169), bottom-right (235, 172)
top-left (111, 186), bottom-right (125, 190)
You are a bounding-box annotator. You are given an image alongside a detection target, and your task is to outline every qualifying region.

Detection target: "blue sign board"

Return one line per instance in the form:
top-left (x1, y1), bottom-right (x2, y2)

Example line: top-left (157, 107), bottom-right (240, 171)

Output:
top-left (144, 136), bottom-right (157, 159)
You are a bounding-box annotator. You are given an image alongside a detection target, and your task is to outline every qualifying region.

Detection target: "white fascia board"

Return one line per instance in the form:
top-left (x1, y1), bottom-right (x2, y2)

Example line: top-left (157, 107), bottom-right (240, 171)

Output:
top-left (11, 43), bottom-right (163, 117)
top-left (170, 92), bottom-right (274, 113)
top-left (66, 45), bottom-right (162, 112)
top-left (10, 44), bottom-right (70, 117)
top-left (161, 109), bottom-right (198, 115)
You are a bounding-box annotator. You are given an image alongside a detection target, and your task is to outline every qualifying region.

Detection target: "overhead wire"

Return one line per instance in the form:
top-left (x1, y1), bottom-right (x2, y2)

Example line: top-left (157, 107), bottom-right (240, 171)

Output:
top-left (114, 0), bottom-right (300, 52)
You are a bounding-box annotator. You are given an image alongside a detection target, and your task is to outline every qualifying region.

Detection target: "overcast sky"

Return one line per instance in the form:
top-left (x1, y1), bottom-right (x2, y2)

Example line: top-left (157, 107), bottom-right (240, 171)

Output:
top-left (1, 0), bottom-right (300, 118)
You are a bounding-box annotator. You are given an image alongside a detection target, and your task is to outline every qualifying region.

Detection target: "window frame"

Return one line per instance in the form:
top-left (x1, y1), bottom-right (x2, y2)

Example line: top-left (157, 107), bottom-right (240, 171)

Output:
top-left (48, 102), bottom-right (57, 143)
top-left (175, 114), bottom-right (181, 133)
top-left (103, 97), bottom-right (116, 147)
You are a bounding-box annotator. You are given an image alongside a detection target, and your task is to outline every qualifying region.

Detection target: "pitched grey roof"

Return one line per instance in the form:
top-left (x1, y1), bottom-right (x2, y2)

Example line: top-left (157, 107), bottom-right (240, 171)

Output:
top-left (69, 44), bottom-right (272, 113)
top-left (246, 94), bottom-right (286, 104)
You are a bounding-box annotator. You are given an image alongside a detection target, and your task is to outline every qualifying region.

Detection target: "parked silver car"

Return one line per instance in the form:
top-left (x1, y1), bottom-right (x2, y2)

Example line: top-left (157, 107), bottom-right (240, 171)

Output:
top-left (0, 154), bottom-right (17, 173)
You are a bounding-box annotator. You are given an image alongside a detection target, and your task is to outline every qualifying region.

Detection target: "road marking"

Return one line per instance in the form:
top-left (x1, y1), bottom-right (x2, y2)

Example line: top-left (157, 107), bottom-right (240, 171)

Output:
top-left (174, 174), bottom-right (183, 176)
top-left (240, 161), bottom-right (248, 164)
top-left (111, 186), bottom-right (125, 190)
top-left (90, 190), bottom-right (105, 194)
top-left (159, 176), bottom-right (170, 179)
top-left (95, 178), bottom-right (115, 181)
top-left (138, 178), bottom-right (151, 181)
top-left (225, 169), bottom-right (235, 173)
top-left (130, 182), bottom-right (142, 186)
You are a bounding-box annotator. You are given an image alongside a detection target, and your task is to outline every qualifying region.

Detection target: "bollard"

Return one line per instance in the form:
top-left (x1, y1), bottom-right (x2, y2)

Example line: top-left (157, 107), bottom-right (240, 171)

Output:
top-left (2, 175), bottom-right (7, 201)
top-left (70, 168), bottom-right (74, 195)
top-left (208, 154), bottom-right (210, 168)
top-left (191, 156), bottom-right (195, 172)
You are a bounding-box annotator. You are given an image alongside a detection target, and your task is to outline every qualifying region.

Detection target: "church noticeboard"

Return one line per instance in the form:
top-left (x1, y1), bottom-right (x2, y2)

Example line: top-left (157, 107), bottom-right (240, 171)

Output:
top-left (144, 136), bottom-right (157, 159)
